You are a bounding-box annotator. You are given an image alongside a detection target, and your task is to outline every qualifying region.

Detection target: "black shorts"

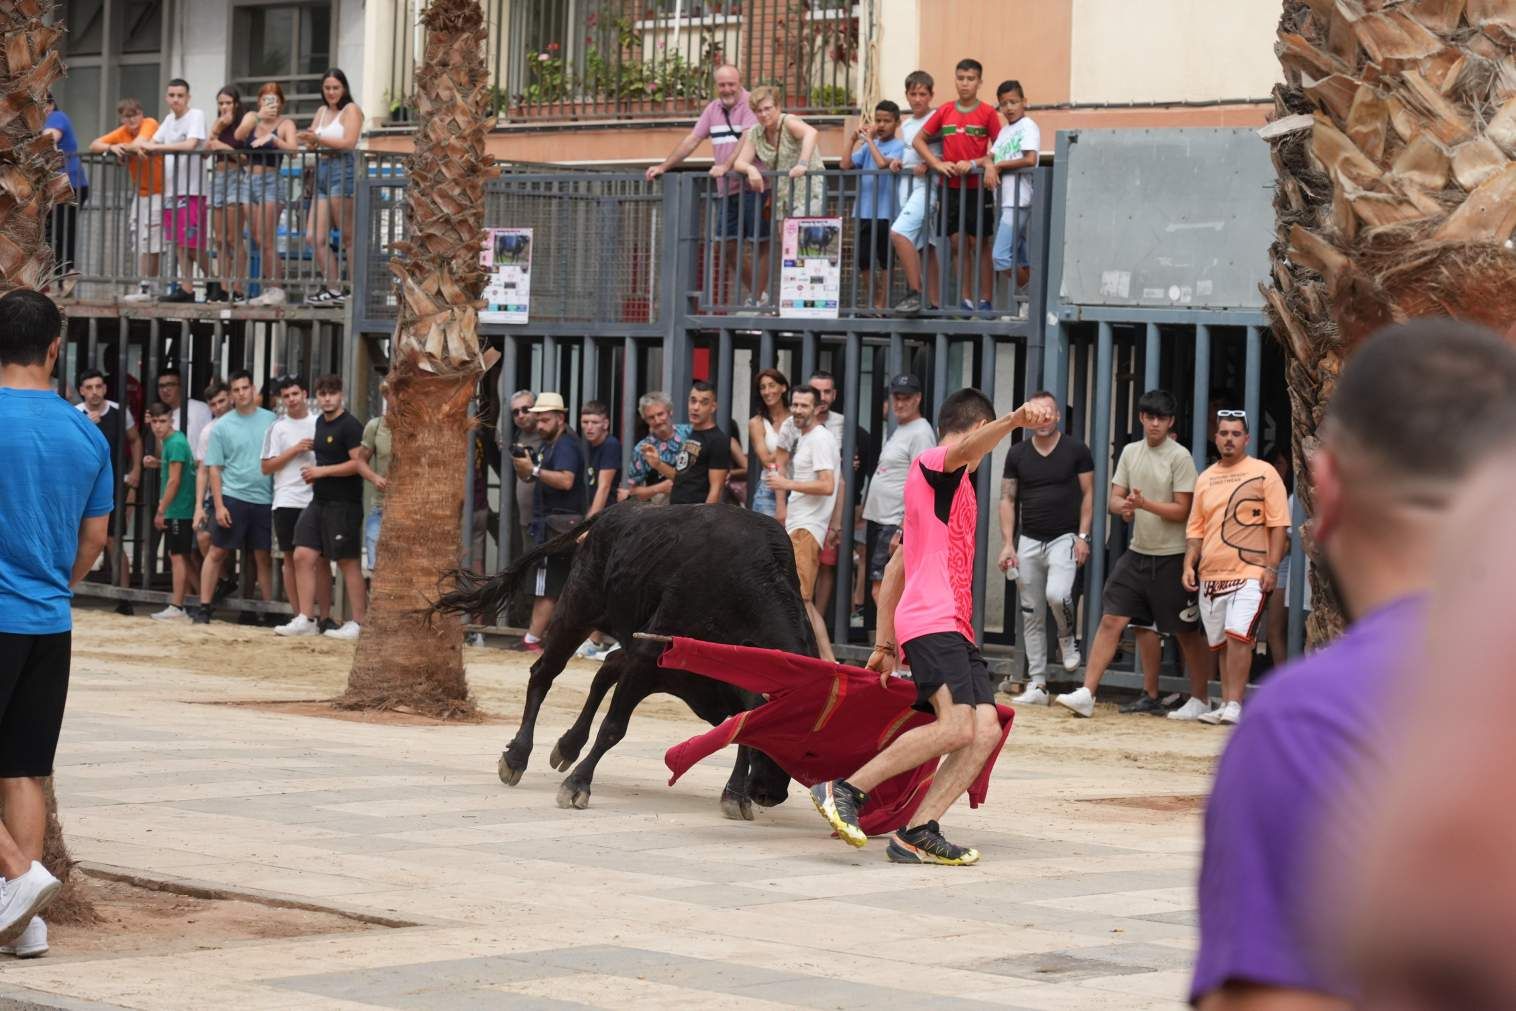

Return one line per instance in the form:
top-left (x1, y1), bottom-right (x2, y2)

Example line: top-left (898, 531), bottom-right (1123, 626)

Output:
top-left (1101, 551), bottom-right (1199, 635)
top-left (0, 631), bottom-right (71, 777)
top-left (715, 189), bottom-right (771, 241)
top-left (294, 499), bottom-right (364, 560)
top-left (943, 186), bottom-right (995, 237)
top-left (533, 551), bottom-right (572, 600)
top-left (856, 219), bottom-right (893, 271)
top-left (902, 631), bottom-right (995, 713)
top-left (273, 506), bottom-right (304, 553)
top-left (163, 517), bottom-right (195, 556)
top-left (211, 495), bottom-right (272, 552)
top-left (866, 521), bottom-right (899, 582)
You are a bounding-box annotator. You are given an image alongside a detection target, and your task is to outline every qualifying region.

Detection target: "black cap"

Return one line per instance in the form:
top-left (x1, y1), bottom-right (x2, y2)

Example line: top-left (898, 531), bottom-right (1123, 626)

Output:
top-left (888, 374), bottom-right (922, 395)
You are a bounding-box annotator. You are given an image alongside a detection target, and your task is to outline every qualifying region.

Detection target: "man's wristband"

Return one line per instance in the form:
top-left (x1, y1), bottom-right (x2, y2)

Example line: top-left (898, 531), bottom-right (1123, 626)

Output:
top-left (872, 641), bottom-right (896, 656)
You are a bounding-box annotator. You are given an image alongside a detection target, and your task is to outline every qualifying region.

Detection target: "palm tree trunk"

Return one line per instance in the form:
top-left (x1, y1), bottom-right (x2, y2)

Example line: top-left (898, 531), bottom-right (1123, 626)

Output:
top-left (339, 0), bottom-right (497, 716)
top-left (0, 0), bottom-right (95, 923)
top-left (1266, 0), bottom-right (1516, 644)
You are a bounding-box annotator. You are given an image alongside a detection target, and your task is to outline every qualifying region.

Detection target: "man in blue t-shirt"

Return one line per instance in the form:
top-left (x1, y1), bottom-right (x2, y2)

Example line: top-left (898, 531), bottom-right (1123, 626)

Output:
top-left (0, 290), bottom-right (112, 944)
top-left (509, 392), bottom-right (585, 652)
top-left (42, 94), bottom-right (88, 275)
top-left (579, 400), bottom-right (622, 518)
top-left (197, 369), bottom-right (276, 623)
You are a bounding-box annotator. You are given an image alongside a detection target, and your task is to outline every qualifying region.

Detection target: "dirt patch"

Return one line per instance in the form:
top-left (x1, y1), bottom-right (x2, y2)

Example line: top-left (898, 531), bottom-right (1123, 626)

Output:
top-left (1080, 794), bottom-right (1207, 813)
top-left (42, 870), bottom-right (406, 959)
top-left (198, 699), bottom-right (505, 726)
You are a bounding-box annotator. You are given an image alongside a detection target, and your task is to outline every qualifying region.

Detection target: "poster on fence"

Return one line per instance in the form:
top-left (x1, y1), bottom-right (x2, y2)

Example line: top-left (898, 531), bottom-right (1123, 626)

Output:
top-left (480, 227), bottom-right (532, 324)
top-left (779, 216), bottom-right (841, 319)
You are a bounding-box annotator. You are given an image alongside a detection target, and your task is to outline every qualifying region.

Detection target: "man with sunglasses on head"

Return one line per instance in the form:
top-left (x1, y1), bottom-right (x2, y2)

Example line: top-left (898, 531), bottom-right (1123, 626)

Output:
top-left (498, 389), bottom-right (544, 559)
top-left (1181, 408), bottom-right (1288, 726)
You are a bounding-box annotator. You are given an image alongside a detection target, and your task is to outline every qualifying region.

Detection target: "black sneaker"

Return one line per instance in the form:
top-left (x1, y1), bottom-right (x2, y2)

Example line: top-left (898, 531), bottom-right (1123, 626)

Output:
top-left (808, 779), bottom-right (868, 847)
top-left (213, 576), bottom-right (239, 604)
top-left (1119, 694), bottom-right (1167, 716)
top-left (887, 820), bottom-right (980, 865)
top-left (113, 601), bottom-right (134, 616)
top-left (161, 288), bottom-right (195, 304)
top-left (318, 618), bottom-right (340, 634)
top-left (190, 605), bottom-right (211, 625)
top-left (891, 292), bottom-right (921, 315)
top-left (205, 282), bottom-right (227, 302)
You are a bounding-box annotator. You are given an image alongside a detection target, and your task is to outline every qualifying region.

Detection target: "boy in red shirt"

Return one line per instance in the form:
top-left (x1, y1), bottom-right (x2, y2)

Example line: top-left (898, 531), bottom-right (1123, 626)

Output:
top-left (912, 59), bottom-right (1001, 312)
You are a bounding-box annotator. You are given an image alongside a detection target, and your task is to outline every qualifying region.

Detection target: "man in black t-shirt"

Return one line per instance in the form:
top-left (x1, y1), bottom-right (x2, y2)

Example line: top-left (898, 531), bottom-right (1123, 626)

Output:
top-left (996, 391), bottom-right (1094, 703)
top-left (510, 392), bottom-right (586, 651)
top-left (580, 400), bottom-right (622, 518)
top-left (292, 375), bottom-right (367, 639)
top-left (655, 381), bottom-right (731, 505)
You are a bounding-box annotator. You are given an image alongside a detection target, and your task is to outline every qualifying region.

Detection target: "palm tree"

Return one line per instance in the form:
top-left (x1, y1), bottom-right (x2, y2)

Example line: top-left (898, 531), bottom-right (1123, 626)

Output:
top-left (0, 1), bottom-right (96, 923)
top-left (339, 0), bottom-right (497, 717)
top-left (1264, 0), bottom-right (1516, 642)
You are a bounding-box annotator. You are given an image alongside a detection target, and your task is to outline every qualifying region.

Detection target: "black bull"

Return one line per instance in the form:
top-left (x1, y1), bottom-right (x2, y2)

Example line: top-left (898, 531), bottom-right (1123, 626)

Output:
top-left (432, 503), bottom-right (819, 819)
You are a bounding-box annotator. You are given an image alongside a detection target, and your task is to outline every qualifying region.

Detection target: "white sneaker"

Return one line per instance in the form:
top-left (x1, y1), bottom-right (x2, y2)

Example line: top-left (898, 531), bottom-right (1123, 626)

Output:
top-left (1011, 683), bottom-right (1049, 706)
top-left (1197, 700), bottom-right (1234, 725)
top-left (0, 916), bottom-right (47, 957)
top-left (1215, 701), bottom-right (1242, 725)
top-left (274, 614), bottom-right (320, 637)
top-left (465, 631), bottom-right (486, 647)
top-left (1059, 636), bottom-right (1082, 672)
top-left (0, 863), bottom-right (60, 945)
top-left (1168, 697), bottom-right (1213, 721)
top-left (1054, 686), bottom-right (1095, 718)
top-left (254, 286), bottom-right (286, 306)
top-left (122, 290), bottom-right (153, 303)
top-left (323, 620), bottom-right (361, 640)
top-left (149, 605), bottom-right (190, 623)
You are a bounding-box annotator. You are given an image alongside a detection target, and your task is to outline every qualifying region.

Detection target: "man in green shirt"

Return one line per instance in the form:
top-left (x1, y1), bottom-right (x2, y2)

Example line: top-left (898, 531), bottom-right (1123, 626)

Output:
top-left (146, 402), bottom-right (197, 621)
top-left (355, 379), bottom-right (393, 572)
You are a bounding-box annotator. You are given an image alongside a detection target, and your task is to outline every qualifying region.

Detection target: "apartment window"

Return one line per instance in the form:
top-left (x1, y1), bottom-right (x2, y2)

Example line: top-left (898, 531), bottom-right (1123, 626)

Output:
top-left (52, 0), bottom-right (165, 144)
top-left (230, 2), bottom-right (333, 119)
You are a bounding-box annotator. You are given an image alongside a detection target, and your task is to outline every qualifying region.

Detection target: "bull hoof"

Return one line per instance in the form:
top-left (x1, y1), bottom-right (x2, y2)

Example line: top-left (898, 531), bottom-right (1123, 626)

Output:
top-left (497, 753), bottom-right (525, 787)
top-left (720, 791), bottom-right (755, 822)
top-left (549, 742), bottom-right (580, 772)
top-left (556, 781), bottom-right (591, 809)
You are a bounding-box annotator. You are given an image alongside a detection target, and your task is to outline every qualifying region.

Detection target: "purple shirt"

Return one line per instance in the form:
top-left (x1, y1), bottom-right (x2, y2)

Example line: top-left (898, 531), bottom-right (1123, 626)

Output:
top-left (1191, 595), bottom-right (1424, 1005)
top-left (692, 93), bottom-right (757, 196)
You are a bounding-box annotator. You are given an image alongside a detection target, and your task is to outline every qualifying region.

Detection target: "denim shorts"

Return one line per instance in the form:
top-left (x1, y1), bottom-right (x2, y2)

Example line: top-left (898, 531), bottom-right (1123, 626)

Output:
top-left (890, 183), bottom-right (941, 250)
top-left (209, 169), bottom-right (250, 208)
top-left (315, 154), bottom-right (356, 198)
top-left (364, 506), bottom-right (382, 570)
top-left (246, 170), bottom-right (283, 204)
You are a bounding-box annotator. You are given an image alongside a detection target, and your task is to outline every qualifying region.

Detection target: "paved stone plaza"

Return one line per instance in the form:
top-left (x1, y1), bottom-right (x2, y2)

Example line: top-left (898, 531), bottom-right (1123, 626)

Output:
top-left (0, 611), bottom-right (1224, 1009)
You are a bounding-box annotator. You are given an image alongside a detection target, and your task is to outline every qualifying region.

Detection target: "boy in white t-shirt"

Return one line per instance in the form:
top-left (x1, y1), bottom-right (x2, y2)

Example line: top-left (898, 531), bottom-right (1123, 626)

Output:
top-left (990, 79), bottom-right (1040, 294)
top-left (135, 78), bottom-right (209, 303)
top-left (764, 385), bottom-right (840, 662)
top-left (888, 71), bottom-right (943, 313)
top-left (260, 376), bottom-right (331, 632)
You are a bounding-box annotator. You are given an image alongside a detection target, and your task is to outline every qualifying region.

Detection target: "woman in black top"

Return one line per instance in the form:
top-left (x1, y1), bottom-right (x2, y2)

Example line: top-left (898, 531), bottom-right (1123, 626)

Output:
top-left (235, 83), bottom-right (298, 306)
top-left (205, 86), bottom-right (247, 301)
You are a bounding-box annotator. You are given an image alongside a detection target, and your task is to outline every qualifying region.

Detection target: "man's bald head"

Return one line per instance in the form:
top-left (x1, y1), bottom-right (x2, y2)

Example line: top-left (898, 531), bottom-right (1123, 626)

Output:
top-left (714, 65), bottom-right (743, 105)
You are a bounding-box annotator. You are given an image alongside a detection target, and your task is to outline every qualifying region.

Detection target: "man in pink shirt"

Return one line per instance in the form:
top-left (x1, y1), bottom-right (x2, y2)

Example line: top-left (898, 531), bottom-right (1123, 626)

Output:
top-left (809, 389), bottom-right (1053, 865)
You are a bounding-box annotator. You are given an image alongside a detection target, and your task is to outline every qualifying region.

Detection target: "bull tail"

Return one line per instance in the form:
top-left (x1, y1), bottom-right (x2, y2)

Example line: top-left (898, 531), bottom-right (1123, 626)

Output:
top-left (429, 509), bottom-right (613, 625)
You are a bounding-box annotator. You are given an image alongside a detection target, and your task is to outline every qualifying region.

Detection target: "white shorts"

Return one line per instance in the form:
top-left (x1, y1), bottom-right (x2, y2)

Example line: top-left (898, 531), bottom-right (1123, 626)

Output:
top-left (131, 193), bottom-right (164, 255)
top-left (1199, 578), bottom-right (1268, 649)
top-left (889, 183), bottom-right (941, 250)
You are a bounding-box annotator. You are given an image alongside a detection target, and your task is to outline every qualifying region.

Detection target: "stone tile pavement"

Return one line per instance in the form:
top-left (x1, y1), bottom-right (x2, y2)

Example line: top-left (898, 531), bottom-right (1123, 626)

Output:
top-left (0, 613), bottom-right (1226, 1009)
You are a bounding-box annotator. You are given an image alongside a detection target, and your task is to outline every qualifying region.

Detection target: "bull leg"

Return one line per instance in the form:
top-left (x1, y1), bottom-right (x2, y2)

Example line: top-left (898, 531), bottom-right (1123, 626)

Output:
top-left (499, 630), bottom-right (582, 787)
top-left (550, 649), bottom-right (627, 772)
top-left (557, 662), bottom-right (658, 810)
top-left (720, 746), bottom-right (755, 822)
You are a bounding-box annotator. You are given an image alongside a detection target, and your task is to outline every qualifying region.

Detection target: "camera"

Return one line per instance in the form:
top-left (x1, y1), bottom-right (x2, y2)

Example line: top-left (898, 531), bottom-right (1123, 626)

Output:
top-left (510, 443), bottom-right (529, 459)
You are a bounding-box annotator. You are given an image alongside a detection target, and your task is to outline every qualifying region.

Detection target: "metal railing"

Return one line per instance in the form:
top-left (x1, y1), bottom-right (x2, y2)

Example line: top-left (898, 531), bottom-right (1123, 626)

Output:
top-left (62, 151), bottom-right (373, 307)
top-left (382, 0), bottom-right (865, 126)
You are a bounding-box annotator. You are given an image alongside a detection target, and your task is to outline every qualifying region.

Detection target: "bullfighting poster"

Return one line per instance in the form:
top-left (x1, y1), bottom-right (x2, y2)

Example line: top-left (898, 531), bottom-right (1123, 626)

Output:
top-left (481, 227), bottom-right (532, 324)
top-left (779, 216), bottom-right (841, 319)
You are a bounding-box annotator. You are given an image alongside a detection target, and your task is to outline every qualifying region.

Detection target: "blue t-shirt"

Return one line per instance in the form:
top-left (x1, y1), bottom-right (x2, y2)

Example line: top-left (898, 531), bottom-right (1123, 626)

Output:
top-left (1192, 595), bottom-right (1424, 1005)
top-left (45, 110), bottom-right (86, 191)
top-left (534, 433), bottom-right (587, 517)
top-left (851, 136), bottom-right (906, 220)
top-left (586, 435), bottom-right (622, 500)
top-left (0, 388), bottom-right (114, 634)
top-left (205, 407), bottom-right (276, 505)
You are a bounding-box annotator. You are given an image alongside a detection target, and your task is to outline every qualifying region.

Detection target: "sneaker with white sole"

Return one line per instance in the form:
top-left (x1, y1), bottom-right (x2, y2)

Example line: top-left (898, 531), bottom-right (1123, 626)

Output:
top-left (1059, 636), bottom-right (1082, 672)
top-left (257, 286), bottom-right (286, 306)
top-left (122, 290), bottom-right (153, 303)
top-left (1011, 683), bottom-right (1049, 706)
top-left (0, 916), bottom-right (46, 958)
top-left (0, 863), bottom-right (60, 945)
top-left (1054, 686), bottom-right (1095, 718)
top-left (149, 605), bottom-right (190, 623)
top-left (323, 620), bottom-right (361, 640)
top-left (274, 614), bottom-right (320, 637)
top-left (1205, 700), bottom-right (1242, 725)
top-left (1167, 697), bottom-right (1214, 721)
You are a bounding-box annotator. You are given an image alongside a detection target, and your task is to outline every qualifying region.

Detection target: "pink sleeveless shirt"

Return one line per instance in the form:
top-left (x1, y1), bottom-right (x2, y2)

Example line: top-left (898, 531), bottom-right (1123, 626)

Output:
top-left (894, 444), bottom-right (978, 648)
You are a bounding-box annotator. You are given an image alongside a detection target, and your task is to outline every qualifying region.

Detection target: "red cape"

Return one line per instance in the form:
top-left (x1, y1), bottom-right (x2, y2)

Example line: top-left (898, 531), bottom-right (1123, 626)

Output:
top-left (658, 637), bottom-right (1014, 836)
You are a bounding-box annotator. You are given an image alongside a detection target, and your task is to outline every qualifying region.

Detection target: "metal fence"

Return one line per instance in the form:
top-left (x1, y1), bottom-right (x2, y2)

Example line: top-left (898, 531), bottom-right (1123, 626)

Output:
top-left (382, 0), bottom-right (866, 126)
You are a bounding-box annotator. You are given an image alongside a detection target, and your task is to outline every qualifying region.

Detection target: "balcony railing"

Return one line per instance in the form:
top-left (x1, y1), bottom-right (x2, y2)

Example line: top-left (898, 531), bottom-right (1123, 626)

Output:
top-left (381, 0), bottom-right (865, 127)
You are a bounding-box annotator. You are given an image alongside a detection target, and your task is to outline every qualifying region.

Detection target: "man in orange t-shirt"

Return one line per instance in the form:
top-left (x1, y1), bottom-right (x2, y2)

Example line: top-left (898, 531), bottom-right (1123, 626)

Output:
top-left (90, 97), bottom-right (163, 301)
top-left (1183, 410), bottom-right (1289, 725)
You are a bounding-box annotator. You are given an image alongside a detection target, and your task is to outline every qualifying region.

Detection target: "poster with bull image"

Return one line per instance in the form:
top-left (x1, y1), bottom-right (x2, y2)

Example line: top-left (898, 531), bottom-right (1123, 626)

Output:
top-left (480, 227), bottom-right (532, 324)
top-left (779, 216), bottom-right (841, 319)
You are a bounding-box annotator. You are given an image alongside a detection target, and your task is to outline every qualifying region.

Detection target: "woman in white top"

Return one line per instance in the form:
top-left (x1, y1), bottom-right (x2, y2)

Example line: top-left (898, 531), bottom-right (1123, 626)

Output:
top-left (747, 367), bottom-right (791, 518)
top-left (295, 68), bottom-right (363, 305)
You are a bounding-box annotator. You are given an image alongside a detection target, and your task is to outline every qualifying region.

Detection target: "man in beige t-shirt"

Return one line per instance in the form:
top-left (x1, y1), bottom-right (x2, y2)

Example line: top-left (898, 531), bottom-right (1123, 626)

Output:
top-left (1056, 390), bottom-right (1217, 720)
